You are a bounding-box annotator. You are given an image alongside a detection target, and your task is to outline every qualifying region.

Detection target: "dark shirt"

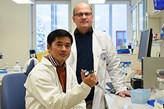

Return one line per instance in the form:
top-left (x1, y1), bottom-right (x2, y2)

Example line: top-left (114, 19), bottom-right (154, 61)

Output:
top-left (74, 28), bottom-right (94, 102)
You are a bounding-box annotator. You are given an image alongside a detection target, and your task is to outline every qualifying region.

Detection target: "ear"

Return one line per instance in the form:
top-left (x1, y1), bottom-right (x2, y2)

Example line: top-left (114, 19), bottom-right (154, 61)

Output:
top-left (72, 16), bottom-right (75, 22)
top-left (47, 44), bottom-right (51, 51)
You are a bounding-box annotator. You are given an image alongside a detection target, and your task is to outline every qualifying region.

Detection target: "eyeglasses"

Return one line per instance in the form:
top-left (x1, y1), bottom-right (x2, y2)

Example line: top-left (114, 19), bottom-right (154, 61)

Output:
top-left (74, 12), bottom-right (92, 17)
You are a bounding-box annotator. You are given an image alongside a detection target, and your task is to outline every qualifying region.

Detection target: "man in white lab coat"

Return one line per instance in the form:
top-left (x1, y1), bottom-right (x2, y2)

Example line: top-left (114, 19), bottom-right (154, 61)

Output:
top-left (67, 2), bottom-right (130, 109)
top-left (24, 29), bottom-right (98, 109)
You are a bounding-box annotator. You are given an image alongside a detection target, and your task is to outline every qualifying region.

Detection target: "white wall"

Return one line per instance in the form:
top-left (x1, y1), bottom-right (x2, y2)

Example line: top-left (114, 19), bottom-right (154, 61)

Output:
top-left (0, 0), bottom-right (30, 68)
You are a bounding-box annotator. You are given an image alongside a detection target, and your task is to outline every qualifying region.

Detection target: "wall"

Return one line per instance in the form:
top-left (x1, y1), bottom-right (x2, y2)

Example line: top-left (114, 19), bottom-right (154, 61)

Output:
top-left (0, 0), bottom-right (30, 68)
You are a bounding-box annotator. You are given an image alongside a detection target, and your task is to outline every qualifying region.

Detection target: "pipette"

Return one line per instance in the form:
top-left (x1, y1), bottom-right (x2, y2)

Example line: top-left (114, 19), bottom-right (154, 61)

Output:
top-left (83, 70), bottom-right (106, 92)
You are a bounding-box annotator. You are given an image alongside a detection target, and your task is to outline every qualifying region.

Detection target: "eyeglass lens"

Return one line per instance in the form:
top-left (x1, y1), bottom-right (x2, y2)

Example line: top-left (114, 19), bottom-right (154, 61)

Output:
top-left (75, 12), bottom-right (92, 17)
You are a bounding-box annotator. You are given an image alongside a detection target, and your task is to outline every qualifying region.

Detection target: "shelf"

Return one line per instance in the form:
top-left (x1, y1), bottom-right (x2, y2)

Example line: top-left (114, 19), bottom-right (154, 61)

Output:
top-left (147, 10), bottom-right (164, 18)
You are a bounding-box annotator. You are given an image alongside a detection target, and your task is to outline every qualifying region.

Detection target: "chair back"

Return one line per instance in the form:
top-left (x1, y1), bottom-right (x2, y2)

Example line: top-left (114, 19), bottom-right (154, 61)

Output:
top-left (24, 58), bottom-right (38, 76)
top-left (1, 73), bottom-right (27, 109)
top-left (25, 59), bottom-right (35, 76)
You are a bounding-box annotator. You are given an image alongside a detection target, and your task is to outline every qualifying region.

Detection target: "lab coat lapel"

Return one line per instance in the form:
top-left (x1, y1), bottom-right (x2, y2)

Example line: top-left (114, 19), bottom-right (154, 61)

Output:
top-left (67, 35), bottom-right (77, 72)
top-left (71, 38), bottom-right (77, 61)
top-left (72, 40), bottom-right (77, 71)
top-left (93, 32), bottom-right (101, 76)
top-left (66, 67), bottom-right (71, 91)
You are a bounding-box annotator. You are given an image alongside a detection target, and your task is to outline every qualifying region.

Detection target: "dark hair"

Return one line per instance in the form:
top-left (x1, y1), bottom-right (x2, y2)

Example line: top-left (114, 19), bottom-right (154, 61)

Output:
top-left (47, 29), bottom-right (73, 46)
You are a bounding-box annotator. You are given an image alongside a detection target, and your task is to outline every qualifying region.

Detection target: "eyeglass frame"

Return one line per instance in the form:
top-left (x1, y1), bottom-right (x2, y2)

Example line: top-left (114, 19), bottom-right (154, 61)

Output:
top-left (74, 12), bottom-right (92, 17)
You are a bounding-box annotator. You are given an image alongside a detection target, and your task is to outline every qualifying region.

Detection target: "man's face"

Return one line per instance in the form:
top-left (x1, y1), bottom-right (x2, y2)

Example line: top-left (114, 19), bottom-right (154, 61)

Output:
top-left (48, 37), bottom-right (71, 65)
top-left (73, 3), bottom-right (93, 30)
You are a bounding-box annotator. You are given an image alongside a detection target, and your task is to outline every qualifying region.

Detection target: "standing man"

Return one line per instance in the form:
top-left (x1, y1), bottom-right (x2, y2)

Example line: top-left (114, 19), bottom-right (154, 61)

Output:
top-left (25, 29), bottom-right (98, 109)
top-left (67, 2), bottom-right (130, 109)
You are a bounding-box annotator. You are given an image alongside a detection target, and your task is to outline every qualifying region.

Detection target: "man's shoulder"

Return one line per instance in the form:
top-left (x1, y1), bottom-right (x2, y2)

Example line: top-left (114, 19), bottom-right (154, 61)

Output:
top-left (93, 29), bottom-right (112, 42)
top-left (93, 29), bottom-right (109, 37)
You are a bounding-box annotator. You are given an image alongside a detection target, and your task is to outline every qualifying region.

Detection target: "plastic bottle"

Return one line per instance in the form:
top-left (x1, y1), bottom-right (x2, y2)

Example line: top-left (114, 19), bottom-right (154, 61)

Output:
top-left (13, 60), bottom-right (21, 72)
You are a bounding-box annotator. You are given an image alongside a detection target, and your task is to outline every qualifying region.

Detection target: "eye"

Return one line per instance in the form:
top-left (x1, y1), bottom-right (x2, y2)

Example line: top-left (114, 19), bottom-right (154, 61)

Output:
top-left (57, 43), bottom-right (62, 46)
top-left (74, 12), bottom-right (92, 17)
top-left (65, 44), bottom-right (71, 48)
top-left (85, 13), bottom-right (91, 16)
top-left (75, 13), bottom-right (83, 17)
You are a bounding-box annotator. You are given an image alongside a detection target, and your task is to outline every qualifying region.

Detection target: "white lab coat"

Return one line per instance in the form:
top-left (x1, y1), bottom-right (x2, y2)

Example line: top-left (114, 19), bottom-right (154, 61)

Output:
top-left (24, 57), bottom-right (91, 109)
top-left (67, 29), bottom-right (127, 109)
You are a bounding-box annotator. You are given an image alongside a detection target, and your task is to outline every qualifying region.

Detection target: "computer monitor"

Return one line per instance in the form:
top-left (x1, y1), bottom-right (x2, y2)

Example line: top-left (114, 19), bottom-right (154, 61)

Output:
top-left (135, 28), bottom-right (153, 88)
top-left (138, 28), bottom-right (153, 61)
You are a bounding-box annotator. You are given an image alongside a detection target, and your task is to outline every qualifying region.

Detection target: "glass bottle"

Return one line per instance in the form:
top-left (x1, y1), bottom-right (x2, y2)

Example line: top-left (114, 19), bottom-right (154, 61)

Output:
top-left (155, 69), bottom-right (164, 107)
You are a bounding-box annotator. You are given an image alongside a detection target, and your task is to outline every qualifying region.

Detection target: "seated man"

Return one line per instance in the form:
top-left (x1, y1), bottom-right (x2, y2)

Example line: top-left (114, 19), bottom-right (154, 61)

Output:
top-left (24, 29), bottom-right (98, 109)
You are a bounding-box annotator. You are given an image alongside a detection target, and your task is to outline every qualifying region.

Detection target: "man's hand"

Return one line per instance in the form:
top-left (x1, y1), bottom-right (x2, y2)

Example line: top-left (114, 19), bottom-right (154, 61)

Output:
top-left (118, 90), bottom-right (131, 97)
top-left (81, 69), bottom-right (98, 88)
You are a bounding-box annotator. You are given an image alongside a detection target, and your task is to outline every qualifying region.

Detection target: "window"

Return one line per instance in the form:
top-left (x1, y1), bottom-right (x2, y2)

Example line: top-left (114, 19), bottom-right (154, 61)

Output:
top-left (32, 1), bottom-right (130, 52)
top-left (131, 0), bottom-right (147, 48)
top-left (132, 7), bottom-right (137, 47)
top-left (139, 0), bottom-right (147, 38)
top-left (33, 2), bottom-right (70, 53)
top-left (94, 2), bottom-right (129, 49)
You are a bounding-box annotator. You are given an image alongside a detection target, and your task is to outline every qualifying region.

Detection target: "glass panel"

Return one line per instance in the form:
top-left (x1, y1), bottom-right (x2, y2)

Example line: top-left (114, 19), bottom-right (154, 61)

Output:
top-left (139, 2), bottom-right (144, 31)
top-left (54, 4), bottom-right (68, 30)
top-left (132, 7), bottom-right (137, 47)
top-left (94, 3), bottom-right (128, 49)
top-left (94, 5), bottom-right (110, 33)
top-left (112, 4), bottom-right (127, 48)
top-left (36, 4), bottom-right (51, 52)
top-left (139, 0), bottom-right (147, 41)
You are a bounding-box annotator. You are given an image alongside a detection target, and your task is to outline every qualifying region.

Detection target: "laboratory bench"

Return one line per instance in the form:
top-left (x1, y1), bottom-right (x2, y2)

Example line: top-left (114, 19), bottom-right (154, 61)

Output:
top-left (105, 92), bottom-right (154, 109)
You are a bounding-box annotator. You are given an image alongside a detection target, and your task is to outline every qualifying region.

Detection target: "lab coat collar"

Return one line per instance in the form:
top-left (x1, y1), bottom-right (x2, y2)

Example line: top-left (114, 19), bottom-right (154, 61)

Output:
top-left (74, 27), bottom-right (93, 36)
top-left (40, 57), bottom-right (54, 66)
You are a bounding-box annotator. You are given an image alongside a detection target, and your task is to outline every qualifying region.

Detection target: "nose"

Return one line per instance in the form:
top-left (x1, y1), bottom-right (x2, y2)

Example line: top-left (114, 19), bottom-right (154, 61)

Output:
top-left (61, 45), bottom-right (66, 51)
top-left (82, 14), bottom-right (87, 18)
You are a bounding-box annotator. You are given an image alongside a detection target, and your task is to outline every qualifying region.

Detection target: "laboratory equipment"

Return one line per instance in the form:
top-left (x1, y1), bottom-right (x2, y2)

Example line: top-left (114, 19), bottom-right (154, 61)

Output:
top-left (131, 89), bottom-right (151, 104)
top-left (154, 69), bottom-right (164, 108)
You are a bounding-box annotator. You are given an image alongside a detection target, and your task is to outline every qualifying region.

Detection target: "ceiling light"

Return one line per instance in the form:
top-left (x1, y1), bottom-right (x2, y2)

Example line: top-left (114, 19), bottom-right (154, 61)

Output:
top-left (12, 0), bottom-right (34, 4)
top-left (88, 0), bottom-right (106, 4)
